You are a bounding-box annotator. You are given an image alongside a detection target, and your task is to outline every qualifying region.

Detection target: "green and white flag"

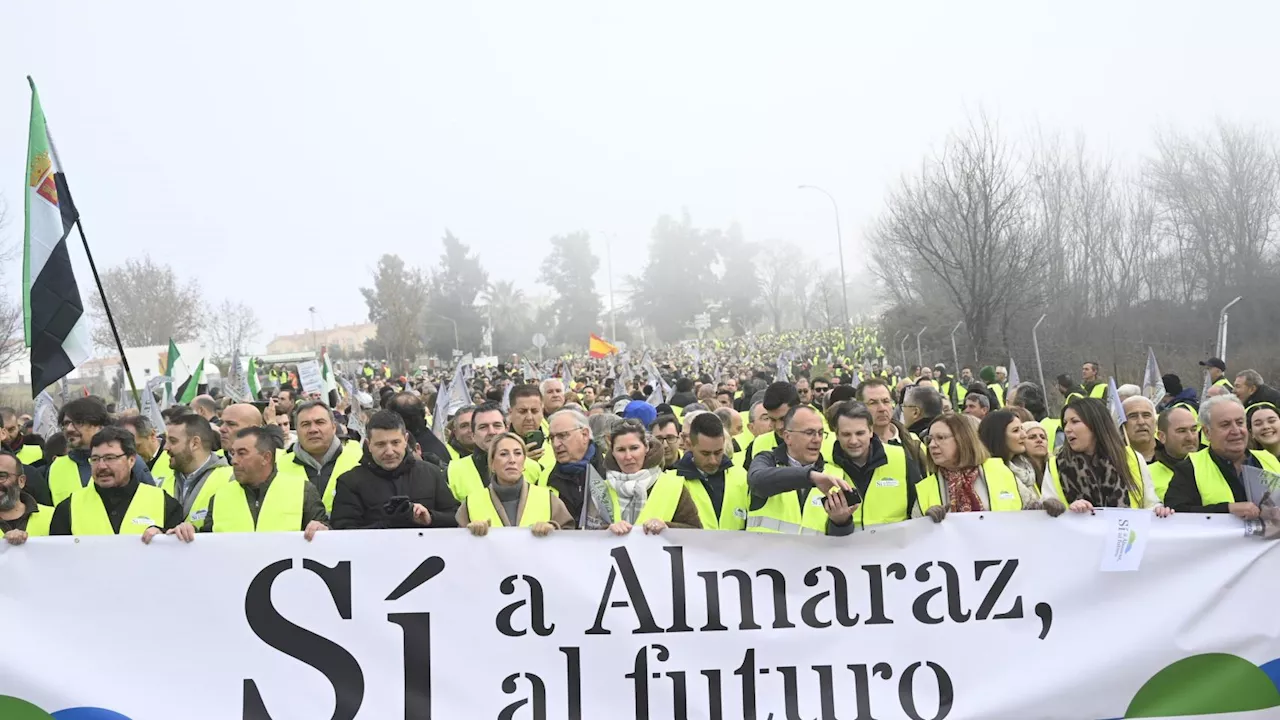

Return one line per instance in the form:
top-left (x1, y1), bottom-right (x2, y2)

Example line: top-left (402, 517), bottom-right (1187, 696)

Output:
top-left (177, 358), bottom-right (204, 404)
top-left (247, 356), bottom-right (261, 399)
top-left (320, 346), bottom-right (337, 395)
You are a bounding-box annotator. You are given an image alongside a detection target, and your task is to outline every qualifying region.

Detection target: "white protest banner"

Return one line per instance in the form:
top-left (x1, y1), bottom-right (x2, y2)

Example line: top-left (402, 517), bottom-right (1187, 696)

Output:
top-left (297, 359), bottom-right (324, 394)
top-left (2, 514), bottom-right (1280, 719)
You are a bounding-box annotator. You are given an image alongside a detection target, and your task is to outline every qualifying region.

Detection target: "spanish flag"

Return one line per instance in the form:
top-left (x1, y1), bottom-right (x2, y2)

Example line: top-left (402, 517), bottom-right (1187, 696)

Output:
top-left (589, 333), bottom-right (618, 359)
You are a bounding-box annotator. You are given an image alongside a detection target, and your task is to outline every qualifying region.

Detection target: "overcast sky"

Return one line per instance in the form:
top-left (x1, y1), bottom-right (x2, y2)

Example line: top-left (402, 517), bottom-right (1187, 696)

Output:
top-left (1, 0), bottom-right (1274, 352)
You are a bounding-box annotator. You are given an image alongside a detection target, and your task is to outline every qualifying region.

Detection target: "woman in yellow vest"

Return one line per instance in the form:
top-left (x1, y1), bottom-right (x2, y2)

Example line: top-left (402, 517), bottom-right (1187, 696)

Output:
top-left (1040, 398), bottom-right (1172, 518)
top-left (457, 433), bottom-right (572, 536)
top-left (914, 413), bottom-right (1026, 521)
top-left (602, 420), bottom-right (702, 535)
top-left (977, 410), bottom-right (1043, 508)
top-left (1247, 403), bottom-right (1280, 462)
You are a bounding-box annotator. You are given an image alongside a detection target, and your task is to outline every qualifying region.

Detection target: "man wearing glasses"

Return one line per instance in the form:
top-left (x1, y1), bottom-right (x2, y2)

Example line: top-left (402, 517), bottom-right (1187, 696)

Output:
top-left (745, 405), bottom-right (851, 535)
top-left (649, 414), bottom-right (682, 469)
top-left (47, 426), bottom-right (182, 541)
top-left (34, 397), bottom-right (158, 509)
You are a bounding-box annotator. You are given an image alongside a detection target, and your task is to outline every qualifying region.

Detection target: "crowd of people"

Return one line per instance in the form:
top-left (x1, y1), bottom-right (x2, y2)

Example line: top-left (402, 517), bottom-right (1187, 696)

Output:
top-left (2, 327), bottom-right (1277, 545)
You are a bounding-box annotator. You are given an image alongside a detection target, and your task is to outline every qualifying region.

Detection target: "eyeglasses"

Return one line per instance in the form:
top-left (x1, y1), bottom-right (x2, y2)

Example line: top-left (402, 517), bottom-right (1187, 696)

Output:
top-left (549, 430), bottom-right (585, 444)
top-left (88, 453), bottom-right (128, 465)
top-left (0, 471), bottom-right (16, 482)
top-left (786, 428), bottom-right (828, 440)
top-left (654, 435), bottom-right (680, 444)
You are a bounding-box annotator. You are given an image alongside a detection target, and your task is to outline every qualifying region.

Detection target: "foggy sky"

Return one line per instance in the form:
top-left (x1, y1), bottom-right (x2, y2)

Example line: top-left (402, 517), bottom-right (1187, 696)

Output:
top-left (1, 0), bottom-right (1274, 352)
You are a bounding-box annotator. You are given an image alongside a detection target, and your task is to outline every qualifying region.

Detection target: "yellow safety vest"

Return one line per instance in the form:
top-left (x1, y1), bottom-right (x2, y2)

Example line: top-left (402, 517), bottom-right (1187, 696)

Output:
top-left (26, 504), bottom-right (54, 536)
top-left (16, 444), bottom-right (43, 465)
top-left (1149, 459), bottom-right (1175, 501)
top-left (827, 443), bottom-right (910, 528)
top-left (917, 458), bottom-right (1024, 513)
top-left (990, 384), bottom-right (1005, 408)
top-left (1040, 418), bottom-right (1063, 455)
top-left (1047, 447), bottom-right (1145, 508)
top-left (464, 483), bottom-right (552, 528)
top-left (741, 432), bottom-right (779, 470)
top-left (446, 443), bottom-right (462, 462)
top-left (447, 453), bottom-right (543, 503)
top-left (211, 476), bottom-right (305, 533)
top-left (1213, 377), bottom-right (1234, 391)
top-left (277, 440), bottom-right (364, 512)
top-left (69, 483), bottom-right (167, 536)
top-left (48, 455), bottom-right (88, 507)
top-left (149, 450), bottom-right (174, 488)
top-left (1186, 448), bottom-right (1279, 506)
top-left (675, 466), bottom-right (749, 530)
top-left (746, 484), bottom-right (830, 535)
top-left (607, 471), bottom-right (684, 524)
top-left (1088, 384), bottom-right (1107, 400)
top-left (161, 464), bottom-right (235, 526)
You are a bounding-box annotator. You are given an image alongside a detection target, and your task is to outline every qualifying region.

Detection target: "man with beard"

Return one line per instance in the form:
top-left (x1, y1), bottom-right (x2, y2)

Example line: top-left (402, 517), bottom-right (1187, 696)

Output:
top-left (161, 414), bottom-right (234, 527)
top-left (40, 398), bottom-right (157, 508)
top-left (116, 415), bottom-right (173, 490)
top-left (330, 410), bottom-right (459, 530)
top-left (1, 453), bottom-right (53, 544)
top-left (447, 402), bottom-right (540, 502)
top-left (48, 427), bottom-right (182, 540)
top-left (0, 407), bottom-right (42, 466)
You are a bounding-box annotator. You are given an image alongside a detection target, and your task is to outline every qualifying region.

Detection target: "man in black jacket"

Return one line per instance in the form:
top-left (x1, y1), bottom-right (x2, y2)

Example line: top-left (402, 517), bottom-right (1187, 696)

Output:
top-left (330, 410), bottom-right (459, 530)
top-left (1233, 369), bottom-right (1280, 409)
top-left (1164, 395), bottom-right (1264, 518)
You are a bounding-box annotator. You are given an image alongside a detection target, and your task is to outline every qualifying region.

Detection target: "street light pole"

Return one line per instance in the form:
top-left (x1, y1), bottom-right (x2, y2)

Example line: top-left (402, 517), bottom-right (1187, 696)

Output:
top-left (915, 326), bottom-right (928, 370)
top-left (439, 316), bottom-right (460, 356)
top-left (307, 306), bottom-right (318, 351)
top-left (799, 185), bottom-right (851, 343)
top-left (599, 231), bottom-right (618, 341)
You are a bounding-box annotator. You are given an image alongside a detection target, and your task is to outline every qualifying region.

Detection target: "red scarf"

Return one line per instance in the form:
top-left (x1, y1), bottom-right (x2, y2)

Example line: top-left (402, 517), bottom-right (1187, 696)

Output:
top-left (941, 466), bottom-right (983, 513)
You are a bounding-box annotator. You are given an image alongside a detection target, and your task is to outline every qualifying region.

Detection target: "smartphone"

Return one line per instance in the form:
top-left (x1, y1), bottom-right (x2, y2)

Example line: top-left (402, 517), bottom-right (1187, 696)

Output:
top-left (524, 430), bottom-right (545, 447)
top-left (251, 400), bottom-right (270, 412)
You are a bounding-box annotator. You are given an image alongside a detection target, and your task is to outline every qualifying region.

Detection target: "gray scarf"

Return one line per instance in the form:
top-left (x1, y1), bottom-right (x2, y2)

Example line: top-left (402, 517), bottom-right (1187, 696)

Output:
top-left (605, 467), bottom-right (663, 525)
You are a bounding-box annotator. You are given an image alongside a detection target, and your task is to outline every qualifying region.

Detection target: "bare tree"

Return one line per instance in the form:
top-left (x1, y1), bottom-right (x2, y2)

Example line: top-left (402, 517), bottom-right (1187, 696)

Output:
top-left (758, 242), bottom-right (795, 333)
top-left (871, 113), bottom-right (1044, 358)
top-left (89, 255), bottom-right (203, 348)
top-left (207, 299), bottom-right (261, 361)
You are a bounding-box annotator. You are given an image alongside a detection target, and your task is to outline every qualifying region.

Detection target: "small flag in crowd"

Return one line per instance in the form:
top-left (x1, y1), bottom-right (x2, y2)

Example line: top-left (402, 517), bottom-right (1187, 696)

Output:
top-left (1142, 347), bottom-right (1165, 406)
top-left (1107, 376), bottom-right (1126, 432)
top-left (32, 390), bottom-right (58, 440)
top-left (177, 358), bottom-right (205, 404)
top-left (23, 79), bottom-right (91, 397)
top-left (247, 356), bottom-right (261, 399)
top-left (776, 353), bottom-right (790, 382)
top-left (143, 374), bottom-right (169, 432)
top-left (588, 333), bottom-right (618, 359)
top-left (1007, 358), bottom-right (1020, 388)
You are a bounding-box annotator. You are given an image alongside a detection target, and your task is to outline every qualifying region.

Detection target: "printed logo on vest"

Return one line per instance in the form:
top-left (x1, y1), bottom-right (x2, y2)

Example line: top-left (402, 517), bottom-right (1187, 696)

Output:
top-left (877, 478), bottom-right (900, 487)
top-left (191, 509), bottom-right (209, 522)
top-left (131, 517), bottom-right (155, 525)
top-left (998, 491), bottom-right (1014, 500)
top-left (733, 508), bottom-right (747, 520)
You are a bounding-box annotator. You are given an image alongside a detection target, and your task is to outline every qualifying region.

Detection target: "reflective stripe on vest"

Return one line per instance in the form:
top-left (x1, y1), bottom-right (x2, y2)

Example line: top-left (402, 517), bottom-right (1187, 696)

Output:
top-left (917, 458), bottom-right (1023, 512)
top-left (162, 465), bottom-right (235, 526)
top-left (829, 443), bottom-right (910, 527)
top-left (1047, 448), bottom-right (1144, 508)
top-left (676, 467), bottom-right (749, 530)
top-left (211, 476), bottom-right (305, 532)
top-left (26, 505), bottom-right (54, 537)
top-left (16, 444), bottom-right (43, 465)
top-left (746, 485), bottom-right (829, 535)
top-left (69, 483), bottom-right (167, 536)
top-left (278, 442), bottom-right (363, 512)
top-left (465, 484), bottom-right (552, 528)
top-left (608, 472), bottom-right (684, 524)
top-left (49, 455), bottom-right (87, 507)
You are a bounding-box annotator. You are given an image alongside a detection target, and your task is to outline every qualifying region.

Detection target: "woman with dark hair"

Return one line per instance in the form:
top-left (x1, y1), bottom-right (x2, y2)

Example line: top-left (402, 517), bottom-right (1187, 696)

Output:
top-left (1043, 398), bottom-right (1171, 517)
top-left (600, 420), bottom-right (702, 535)
top-left (1247, 403), bottom-right (1280, 462)
top-left (978, 410), bottom-right (1042, 509)
top-left (913, 413), bottom-right (1028, 521)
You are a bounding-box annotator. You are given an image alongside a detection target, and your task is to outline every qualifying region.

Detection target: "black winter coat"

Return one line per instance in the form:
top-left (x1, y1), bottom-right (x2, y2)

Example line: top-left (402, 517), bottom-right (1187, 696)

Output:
top-left (329, 453), bottom-right (460, 530)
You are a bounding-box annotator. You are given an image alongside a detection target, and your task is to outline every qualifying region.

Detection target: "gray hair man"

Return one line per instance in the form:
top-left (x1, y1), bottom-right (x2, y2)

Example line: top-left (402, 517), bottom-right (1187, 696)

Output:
top-left (1163, 395), bottom-right (1273, 518)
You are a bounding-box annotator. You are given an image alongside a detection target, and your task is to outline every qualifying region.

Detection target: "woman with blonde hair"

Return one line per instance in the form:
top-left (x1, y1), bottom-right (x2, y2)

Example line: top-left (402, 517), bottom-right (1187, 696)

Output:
top-left (457, 432), bottom-right (574, 536)
top-left (914, 412), bottom-right (1029, 521)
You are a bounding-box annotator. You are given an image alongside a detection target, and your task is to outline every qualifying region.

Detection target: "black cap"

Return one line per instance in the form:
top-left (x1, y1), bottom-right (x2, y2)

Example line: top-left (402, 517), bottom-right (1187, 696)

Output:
top-left (1199, 358), bottom-right (1227, 372)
